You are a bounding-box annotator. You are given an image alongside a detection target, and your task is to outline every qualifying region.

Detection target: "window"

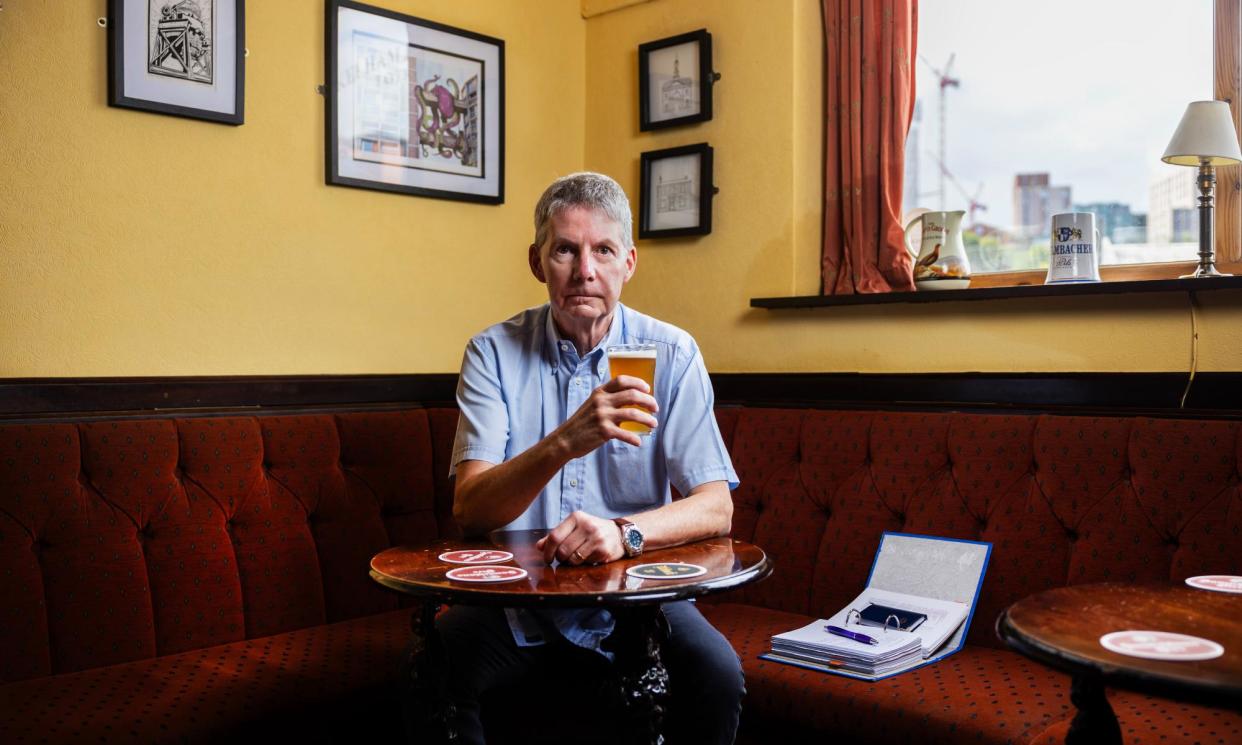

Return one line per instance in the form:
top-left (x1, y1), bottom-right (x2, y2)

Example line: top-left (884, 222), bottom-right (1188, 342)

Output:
top-left (907, 0), bottom-right (1239, 285)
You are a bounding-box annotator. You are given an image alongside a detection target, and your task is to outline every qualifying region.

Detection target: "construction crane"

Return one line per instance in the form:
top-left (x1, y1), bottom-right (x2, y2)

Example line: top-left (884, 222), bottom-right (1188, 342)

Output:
top-left (919, 53), bottom-right (959, 210)
top-left (928, 153), bottom-right (988, 225)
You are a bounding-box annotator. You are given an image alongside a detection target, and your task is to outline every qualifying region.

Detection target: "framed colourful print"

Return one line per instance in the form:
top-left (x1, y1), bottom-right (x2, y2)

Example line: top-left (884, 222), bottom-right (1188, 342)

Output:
top-left (639, 143), bottom-right (715, 239)
top-left (326, 0), bottom-right (505, 204)
top-left (107, 0), bottom-right (245, 124)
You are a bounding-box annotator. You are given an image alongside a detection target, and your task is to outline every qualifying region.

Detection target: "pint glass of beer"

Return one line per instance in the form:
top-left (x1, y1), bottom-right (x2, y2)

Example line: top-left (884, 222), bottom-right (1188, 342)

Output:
top-left (606, 343), bottom-right (657, 435)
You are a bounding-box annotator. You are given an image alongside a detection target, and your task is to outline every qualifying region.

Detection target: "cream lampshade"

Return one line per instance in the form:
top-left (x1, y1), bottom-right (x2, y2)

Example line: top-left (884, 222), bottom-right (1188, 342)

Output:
top-left (1161, 100), bottom-right (1242, 278)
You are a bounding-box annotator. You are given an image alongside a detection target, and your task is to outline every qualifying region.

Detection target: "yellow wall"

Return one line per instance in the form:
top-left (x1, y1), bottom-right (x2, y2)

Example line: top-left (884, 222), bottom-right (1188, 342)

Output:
top-left (2, 0), bottom-right (1240, 378)
top-left (585, 0), bottom-right (1242, 373)
top-left (0, 0), bottom-right (581, 376)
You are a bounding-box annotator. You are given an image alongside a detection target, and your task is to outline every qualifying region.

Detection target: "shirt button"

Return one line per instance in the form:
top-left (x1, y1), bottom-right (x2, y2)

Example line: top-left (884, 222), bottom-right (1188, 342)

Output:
top-left (569, 479), bottom-right (578, 487)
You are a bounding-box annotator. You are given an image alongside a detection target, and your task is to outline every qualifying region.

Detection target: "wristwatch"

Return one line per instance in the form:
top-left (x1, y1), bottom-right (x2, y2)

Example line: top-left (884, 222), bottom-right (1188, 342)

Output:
top-left (614, 518), bottom-right (645, 558)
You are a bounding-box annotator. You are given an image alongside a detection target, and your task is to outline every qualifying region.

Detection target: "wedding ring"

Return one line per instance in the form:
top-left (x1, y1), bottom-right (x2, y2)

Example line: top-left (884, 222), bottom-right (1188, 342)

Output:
top-left (571, 550), bottom-right (584, 562)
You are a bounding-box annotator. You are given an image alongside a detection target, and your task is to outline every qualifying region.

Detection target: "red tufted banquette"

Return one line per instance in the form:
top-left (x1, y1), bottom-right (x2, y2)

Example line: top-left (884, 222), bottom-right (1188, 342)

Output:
top-left (714, 407), bottom-right (1242, 745)
top-left (1, 404), bottom-right (1239, 744)
top-left (0, 408), bottom-right (460, 742)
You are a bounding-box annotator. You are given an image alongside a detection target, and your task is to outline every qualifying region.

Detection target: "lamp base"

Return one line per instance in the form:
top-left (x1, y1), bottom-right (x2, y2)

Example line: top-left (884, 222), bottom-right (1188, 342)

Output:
top-left (1181, 162), bottom-right (1230, 279)
top-left (1180, 265), bottom-right (1233, 278)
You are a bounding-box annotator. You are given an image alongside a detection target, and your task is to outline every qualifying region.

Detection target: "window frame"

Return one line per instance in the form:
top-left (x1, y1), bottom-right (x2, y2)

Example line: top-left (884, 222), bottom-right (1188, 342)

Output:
top-left (968, 0), bottom-right (1241, 288)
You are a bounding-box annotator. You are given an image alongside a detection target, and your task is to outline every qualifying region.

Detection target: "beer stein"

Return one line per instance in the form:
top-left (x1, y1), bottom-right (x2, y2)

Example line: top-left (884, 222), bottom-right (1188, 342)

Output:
top-left (1046, 212), bottom-right (1102, 283)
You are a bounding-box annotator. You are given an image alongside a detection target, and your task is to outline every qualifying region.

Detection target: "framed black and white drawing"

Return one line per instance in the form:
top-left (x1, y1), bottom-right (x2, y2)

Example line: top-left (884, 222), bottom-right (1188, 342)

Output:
top-left (638, 29), bottom-right (713, 131)
top-left (639, 143), bottom-right (715, 239)
top-left (326, 0), bottom-right (505, 204)
top-left (107, 0), bottom-right (245, 125)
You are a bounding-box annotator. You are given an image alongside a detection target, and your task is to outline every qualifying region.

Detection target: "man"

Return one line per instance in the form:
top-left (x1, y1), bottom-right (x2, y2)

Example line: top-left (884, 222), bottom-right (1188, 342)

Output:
top-left (430, 172), bottom-right (742, 744)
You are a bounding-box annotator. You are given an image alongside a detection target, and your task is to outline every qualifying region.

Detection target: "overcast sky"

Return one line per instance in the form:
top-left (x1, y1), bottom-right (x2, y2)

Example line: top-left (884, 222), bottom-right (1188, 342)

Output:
top-left (912, 0), bottom-right (1212, 226)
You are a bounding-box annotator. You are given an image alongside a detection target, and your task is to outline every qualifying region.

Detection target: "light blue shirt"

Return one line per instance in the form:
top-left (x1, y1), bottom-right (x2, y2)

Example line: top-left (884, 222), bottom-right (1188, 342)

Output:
top-left (450, 302), bottom-right (738, 654)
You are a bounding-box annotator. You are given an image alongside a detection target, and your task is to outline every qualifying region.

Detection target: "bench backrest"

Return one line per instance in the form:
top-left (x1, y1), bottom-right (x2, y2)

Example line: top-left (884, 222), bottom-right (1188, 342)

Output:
top-left (718, 408), bottom-right (1242, 648)
top-left (5, 404), bottom-right (1239, 682)
top-left (0, 409), bottom-right (459, 683)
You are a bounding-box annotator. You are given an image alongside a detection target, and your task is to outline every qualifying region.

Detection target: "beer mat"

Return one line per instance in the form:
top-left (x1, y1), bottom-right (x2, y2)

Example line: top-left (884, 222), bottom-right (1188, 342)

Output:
top-left (1185, 575), bottom-right (1242, 594)
top-left (625, 563), bottom-right (706, 580)
top-left (1099, 630), bottom-right (1224, 661)
top-left (445, 566), bottom-right (529, 583)
top-left (439, 550), bottom-right (515, 565)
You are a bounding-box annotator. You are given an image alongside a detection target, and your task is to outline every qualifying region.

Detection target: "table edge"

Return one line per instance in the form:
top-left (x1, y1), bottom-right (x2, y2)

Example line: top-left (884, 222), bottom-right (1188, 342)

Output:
top-left (995, 606), bottom-right (1242, 707)
top-left (369, 554), bottom-right (773, 608)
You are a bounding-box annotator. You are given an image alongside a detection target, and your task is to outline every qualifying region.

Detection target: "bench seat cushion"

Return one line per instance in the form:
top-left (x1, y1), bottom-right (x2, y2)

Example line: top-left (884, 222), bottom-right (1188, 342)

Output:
top-left (0, 609), bottom-right (412, 743)
top-left (1027, 692), bottom-right (1242, 745)
top-left (702, 602), bottom-right (1076, 745)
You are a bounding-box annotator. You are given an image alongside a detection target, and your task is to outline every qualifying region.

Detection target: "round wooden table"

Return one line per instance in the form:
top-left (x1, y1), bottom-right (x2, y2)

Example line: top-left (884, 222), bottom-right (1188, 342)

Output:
top-left (371, 529), bottom-right (771, 745)
top-left (996, 582), bottom-right (1242, 745)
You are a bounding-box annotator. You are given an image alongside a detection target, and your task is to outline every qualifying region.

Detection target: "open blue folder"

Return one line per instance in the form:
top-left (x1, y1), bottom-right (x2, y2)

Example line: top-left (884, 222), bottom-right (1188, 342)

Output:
top-left (760, 531), bottom-right (992, 681)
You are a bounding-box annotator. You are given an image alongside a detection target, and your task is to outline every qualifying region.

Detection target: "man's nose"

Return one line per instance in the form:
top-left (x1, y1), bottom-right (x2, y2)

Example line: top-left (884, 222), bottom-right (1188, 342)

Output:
top-left (573, 251), bottom-right (596, 281)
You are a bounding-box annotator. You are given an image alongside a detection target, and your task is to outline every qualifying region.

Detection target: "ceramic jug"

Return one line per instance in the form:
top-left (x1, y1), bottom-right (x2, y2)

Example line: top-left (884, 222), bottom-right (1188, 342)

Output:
top-left (904, 210), bottom-right (972, 290)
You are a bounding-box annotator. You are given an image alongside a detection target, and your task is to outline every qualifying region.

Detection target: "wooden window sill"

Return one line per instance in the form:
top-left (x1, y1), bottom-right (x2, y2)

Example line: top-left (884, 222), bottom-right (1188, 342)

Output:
top-left (751, 275), bottom-right (1242, 309)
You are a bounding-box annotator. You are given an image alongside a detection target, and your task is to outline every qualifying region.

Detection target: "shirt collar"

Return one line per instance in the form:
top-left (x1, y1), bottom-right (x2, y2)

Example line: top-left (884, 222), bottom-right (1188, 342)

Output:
top-left (542, 303), bottom-right (627, 378)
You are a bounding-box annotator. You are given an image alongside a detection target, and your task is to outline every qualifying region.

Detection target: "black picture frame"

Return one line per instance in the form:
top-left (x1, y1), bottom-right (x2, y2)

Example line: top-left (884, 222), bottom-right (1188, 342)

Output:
top-left (107, 0), bottom-right (245, 125)
top-left (326, 0), bottom-right (505, 204)
top-left (639, 143), bottom-right (715, 239)
top-left (638, 29), bottom-right (713, 131)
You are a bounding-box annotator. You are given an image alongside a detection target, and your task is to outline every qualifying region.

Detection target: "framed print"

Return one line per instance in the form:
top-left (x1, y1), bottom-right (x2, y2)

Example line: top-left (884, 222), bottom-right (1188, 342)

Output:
top-left (326, 0), bottom-right (505, 204)
top-left (639, 143), bottom-right (715, 239)
top-left (107, 0), bottom-right (245, 125)
top-left (638, 29), bottom-right (713, 131)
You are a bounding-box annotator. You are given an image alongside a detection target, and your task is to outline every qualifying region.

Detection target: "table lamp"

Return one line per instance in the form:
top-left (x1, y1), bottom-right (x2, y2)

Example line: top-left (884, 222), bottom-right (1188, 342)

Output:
top-left (1161, 100), bottom-right (1242, 277)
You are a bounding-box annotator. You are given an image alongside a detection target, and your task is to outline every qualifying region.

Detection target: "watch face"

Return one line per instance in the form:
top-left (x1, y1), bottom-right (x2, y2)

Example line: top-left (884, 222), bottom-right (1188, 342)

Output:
top-left (625, 526), bottom-right (644, 552)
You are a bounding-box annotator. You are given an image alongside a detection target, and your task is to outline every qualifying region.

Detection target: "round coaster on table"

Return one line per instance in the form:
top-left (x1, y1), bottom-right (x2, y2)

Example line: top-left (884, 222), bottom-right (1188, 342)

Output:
top-left (1099, 630), bottom-right (1224, 661)
top-left (445, 565), bottom-right (528, 583)
top-left (439, 550), bottom-right (514, 565)
top-left (625, 562), bottom-right (707, 580)
top-left (1185, 575), bottom-right (1242, 594)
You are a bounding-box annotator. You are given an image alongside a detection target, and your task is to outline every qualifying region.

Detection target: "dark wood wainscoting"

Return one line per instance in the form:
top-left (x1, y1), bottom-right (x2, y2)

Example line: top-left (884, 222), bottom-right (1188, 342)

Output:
top-left (2, 372), bottom-right (1241, 420)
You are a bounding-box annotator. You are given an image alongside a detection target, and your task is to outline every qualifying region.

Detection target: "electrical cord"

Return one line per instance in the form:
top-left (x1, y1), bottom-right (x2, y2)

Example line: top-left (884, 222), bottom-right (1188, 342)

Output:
top-left (1179, 290), bottom-right (1199, 409)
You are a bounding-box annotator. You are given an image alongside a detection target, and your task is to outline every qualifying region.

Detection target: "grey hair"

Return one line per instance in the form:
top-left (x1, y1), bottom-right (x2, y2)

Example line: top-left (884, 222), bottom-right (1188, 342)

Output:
top-left (532, 172), bottom-right (634, 250)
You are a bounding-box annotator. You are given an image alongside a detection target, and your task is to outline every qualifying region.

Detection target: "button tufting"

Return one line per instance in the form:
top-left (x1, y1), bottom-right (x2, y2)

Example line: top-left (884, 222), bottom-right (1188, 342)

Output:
top-left (1065, 529), bottom-right (1078, 541)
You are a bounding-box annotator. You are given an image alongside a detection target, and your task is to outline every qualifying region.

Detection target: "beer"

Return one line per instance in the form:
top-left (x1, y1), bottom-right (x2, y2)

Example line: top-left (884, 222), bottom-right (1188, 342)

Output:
top-left (606, 344), bottom-right (657, 435)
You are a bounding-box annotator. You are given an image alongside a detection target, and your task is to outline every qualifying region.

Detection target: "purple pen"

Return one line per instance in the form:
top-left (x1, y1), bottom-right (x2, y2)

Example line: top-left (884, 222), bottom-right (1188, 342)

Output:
top-left (826, 625), bottom-right (878, 645)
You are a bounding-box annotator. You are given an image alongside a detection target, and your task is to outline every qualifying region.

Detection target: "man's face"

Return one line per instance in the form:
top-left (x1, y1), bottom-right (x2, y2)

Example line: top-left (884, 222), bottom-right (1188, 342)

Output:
top-left (529, 206), bottom-right (635, 326)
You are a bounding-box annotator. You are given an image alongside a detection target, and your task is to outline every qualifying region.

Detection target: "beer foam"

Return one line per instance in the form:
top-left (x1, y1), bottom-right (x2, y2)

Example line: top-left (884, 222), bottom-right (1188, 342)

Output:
top-left (608, 349), bottom-right (657, 358)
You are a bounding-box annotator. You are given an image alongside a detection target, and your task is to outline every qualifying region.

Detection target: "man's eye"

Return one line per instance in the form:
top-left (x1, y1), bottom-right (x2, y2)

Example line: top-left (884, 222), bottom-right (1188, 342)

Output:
top-left (596, 246), bottom-right (614, 256)
top-left (554, 245), bottom-right (574, 255)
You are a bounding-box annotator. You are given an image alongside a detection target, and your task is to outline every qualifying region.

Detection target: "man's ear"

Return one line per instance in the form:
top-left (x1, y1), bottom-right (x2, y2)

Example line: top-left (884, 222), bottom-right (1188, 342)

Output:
top-left (623, 244), bottom-right (637, 283)
top-left (529, 244), bottom-right (547, 283)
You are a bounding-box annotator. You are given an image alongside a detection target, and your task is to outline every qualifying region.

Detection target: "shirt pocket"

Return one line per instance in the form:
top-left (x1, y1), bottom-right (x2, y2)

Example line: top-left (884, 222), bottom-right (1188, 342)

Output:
top-left (602, 439), bottom-right (653, 510)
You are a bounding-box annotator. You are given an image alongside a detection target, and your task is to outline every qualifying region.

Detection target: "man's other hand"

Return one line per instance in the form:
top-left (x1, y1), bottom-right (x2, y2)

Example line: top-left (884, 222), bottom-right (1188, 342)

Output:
top-left (553, 375), bottom-right (657, 457)
top-left (535, 510), bottom-right (626, 565)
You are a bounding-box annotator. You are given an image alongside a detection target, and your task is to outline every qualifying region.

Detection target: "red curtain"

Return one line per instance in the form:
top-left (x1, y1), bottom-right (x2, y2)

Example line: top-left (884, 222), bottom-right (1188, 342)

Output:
top-left (821, 0), bottom-right (918, 294)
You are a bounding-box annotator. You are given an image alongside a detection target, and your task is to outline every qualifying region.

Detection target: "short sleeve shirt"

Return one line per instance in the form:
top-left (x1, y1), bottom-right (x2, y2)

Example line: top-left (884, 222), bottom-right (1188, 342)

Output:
top-left (451, 302), bottom-right (737, 527)
top-left (450, 303), bottom-right (738, 655)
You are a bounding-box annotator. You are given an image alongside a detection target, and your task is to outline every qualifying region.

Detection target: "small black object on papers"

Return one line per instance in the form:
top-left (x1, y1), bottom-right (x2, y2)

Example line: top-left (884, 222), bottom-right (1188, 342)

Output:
top-left (763, 532), bottom-right (992, 681)
top-left (858, 603), bottom-right (927, 632)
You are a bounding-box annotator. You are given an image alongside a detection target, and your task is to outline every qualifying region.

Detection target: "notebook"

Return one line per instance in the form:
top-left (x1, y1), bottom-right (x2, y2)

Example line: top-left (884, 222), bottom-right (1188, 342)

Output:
top-left (763, 532), bottom-right (992, 681)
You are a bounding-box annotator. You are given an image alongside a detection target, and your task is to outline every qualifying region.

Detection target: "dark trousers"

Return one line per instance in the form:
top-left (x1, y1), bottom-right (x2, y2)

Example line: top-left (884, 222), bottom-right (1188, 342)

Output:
top-left (408, 600), bottom-right (744, 744)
